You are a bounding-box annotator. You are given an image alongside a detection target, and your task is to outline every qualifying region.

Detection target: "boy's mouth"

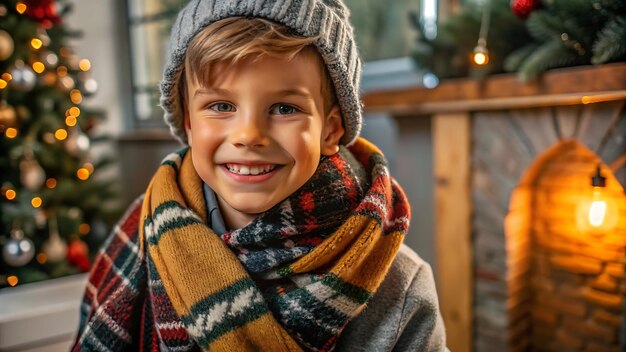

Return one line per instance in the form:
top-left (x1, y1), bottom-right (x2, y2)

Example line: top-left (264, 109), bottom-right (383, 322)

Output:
top-left (224, 163), bottom-right (280, 176)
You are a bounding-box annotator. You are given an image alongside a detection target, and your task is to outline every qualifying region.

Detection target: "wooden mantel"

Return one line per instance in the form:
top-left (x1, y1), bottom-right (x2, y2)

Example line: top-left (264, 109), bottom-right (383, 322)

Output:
top-left (361, 63), bottom-right (626, 352)
top-left (364, 62), bottom-right (626, 115)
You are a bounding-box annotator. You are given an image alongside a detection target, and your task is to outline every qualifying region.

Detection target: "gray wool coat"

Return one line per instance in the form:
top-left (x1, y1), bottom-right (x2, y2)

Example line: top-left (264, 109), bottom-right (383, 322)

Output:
top-left (205, 184), bottom-right (448, 352)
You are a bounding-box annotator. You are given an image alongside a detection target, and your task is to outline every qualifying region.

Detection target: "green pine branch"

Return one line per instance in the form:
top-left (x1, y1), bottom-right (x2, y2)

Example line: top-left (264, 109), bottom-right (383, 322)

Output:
top-left (517, 39), bottom-right (587, 81)
top-left (592, 16), bottom-right (626, 64)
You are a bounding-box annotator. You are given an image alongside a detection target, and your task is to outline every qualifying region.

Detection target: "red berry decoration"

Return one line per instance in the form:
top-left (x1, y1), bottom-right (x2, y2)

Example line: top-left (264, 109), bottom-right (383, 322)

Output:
top-left (24, 0), bottom-right (62, 28)
top-left (67, 238), bottom-right (90, 272)
top-left (511, 0), bottom-right (542, 19)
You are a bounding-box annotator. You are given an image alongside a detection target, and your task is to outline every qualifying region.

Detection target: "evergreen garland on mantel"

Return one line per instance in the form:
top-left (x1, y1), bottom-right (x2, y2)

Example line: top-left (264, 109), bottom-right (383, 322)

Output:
top-left (412, 0), bottom-right (626, 81)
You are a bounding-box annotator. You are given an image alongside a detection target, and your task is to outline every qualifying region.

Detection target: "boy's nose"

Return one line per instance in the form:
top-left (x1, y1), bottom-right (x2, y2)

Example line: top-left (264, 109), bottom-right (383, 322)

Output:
top-left (230, 115), bottom-right (270, 148)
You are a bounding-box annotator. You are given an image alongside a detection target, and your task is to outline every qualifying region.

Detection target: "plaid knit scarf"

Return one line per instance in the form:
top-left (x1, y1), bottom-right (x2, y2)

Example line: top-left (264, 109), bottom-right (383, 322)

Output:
top-left (141, 137), bottom-right (410, 351)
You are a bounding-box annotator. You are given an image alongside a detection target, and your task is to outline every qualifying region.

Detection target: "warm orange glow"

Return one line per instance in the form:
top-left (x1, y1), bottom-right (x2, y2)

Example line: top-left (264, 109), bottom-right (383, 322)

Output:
top-left (31, 38), bottom-right (43, 49)
top-left (60, 47), bottom-right (72, 57)
top-left (36, 252), bottom-right (47, 264)
top-left (588, 200), bottom-right (607, 227)
top-left (32, 61), bottom-right (45, 74)
top-left (43, 132), bottom-right (55, 144)
top-left (7, 276), bottom-right (18, 286)
top-left (581, 96), bottom-right (592, 104)
top-left (5, 189), bottom-right (16, 200)
top-left (473, 52), bottom-right (489, 65)
top-left (45, 178), bottom-right (57, 188)
top-left (79, 223), bottom-right (90, 235)
top-left (77, 168), bottom-right (90, 180)
top-left (69, 106), bottom-right (81, 117)
top-left (55, 128), bottom-right (68, 140)
top-left (40, 72), bottom-right (56, 85)
top-left (0, 79), bottom-right (6, 89)
top-left (70, 89), bottom-right (83, 104)
top-left (577, 187), bottom-right (619, 233)
top-left (65, 115), bottom-right (77, 126)
top-left (16, 2), bottom-right (27, 14)
top-left (5, 128), bottom-right (18, 138)
top-left (1, 73), bottom-right (11, 81)
top-left (31, 196), bottom-right (43, 208)
top-left (57, 66), bottom-right (67, 77)
top-left (79, 59), bottom-right (91, 72)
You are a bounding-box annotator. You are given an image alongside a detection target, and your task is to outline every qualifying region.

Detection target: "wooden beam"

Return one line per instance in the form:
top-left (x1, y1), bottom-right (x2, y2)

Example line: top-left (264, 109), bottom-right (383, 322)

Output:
top-left (363, 63), bottom-right (626, 111)
top-left (433, 112), bottom-right (472, 352)
top-left (365, 90), bottom-right (626, 116)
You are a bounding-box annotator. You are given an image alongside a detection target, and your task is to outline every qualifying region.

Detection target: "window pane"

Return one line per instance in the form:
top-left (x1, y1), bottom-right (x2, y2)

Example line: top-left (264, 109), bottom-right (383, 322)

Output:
top-left (128, 0), bottom-right (187, 19)
top-left (129, 20), bottom-right (171, 87)
top-left (344, 0), bottom-right (422, 61)
top-left (133, 89), bottom-right (162, 122)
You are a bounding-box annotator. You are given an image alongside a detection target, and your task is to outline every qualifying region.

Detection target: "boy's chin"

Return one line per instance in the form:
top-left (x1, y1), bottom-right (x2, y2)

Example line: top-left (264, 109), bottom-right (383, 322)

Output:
top-left (225, 198), bottom-right (281, 217)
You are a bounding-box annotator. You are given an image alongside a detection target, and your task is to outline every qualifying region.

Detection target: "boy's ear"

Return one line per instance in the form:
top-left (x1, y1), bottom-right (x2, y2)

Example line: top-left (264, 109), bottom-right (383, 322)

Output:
top-left (183, 104), bottom-right (193, 145)
top-left (321, 105), bottom-right (344, 156)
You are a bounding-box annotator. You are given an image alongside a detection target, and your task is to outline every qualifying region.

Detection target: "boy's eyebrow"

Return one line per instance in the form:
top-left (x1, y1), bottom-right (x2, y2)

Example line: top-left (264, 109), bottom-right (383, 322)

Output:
top-left (193, 87), bottom-right (314, 100)
top-left (193, 87), bottom-right (231, 98)
top-left (274, 89), bottom-right (315, 100)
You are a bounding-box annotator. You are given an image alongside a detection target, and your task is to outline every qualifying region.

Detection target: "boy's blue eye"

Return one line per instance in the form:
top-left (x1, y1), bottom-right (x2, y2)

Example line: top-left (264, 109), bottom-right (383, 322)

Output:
top-left (209, 102), bottom-right (235, 112)
top-left (271, 104), bottom-right (297, 115)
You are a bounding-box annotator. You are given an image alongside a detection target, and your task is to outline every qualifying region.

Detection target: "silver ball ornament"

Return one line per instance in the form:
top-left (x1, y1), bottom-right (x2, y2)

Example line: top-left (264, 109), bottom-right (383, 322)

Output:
top-left (2, 232), bottom-right (35, 267)
top-left (9, 65), bottom-right (37, 91)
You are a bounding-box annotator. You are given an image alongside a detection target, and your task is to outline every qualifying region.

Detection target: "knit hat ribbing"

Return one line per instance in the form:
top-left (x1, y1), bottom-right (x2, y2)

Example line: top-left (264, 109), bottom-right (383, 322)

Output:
top-left (159, 0), bottom-right (362, 146)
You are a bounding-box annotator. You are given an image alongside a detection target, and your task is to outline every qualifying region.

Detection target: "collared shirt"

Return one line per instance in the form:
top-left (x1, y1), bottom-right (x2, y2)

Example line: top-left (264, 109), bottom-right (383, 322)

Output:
top-left (202, 182), bottom-right (228, 235)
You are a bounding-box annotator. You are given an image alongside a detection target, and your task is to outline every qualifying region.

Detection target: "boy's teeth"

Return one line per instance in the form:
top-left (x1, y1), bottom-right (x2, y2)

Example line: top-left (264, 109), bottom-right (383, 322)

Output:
top-left (226, 164), bottom-right (277, 175)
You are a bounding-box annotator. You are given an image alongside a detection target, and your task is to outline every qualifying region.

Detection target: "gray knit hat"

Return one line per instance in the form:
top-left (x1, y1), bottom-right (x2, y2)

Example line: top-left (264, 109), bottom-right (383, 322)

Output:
top-left (159, 0), bottom-right (362, 146)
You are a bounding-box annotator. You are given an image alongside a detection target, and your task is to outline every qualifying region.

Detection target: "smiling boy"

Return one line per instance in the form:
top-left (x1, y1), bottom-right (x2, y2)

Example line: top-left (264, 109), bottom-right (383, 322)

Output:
top-left (72, 1), bottom-right (446, 351)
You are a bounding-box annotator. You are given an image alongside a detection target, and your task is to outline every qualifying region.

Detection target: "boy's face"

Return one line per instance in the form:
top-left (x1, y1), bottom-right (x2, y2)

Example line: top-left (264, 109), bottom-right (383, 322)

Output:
top-left (184, 51), bottom-right (344, 229)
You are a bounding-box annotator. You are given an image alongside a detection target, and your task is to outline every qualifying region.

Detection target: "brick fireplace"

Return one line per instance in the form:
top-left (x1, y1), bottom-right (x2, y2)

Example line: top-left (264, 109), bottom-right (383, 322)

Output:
top-left (472, 104), bottom-right (626, 352)
top-left (505, 141), bottom-right (626, 351)
top-left (363, 63), bottom-right (626, 351)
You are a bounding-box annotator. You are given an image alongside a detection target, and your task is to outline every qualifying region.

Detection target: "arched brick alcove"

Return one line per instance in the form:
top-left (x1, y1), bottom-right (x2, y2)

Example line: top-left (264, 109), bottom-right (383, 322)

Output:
top-left (505, 140), bottom-right (626, 351)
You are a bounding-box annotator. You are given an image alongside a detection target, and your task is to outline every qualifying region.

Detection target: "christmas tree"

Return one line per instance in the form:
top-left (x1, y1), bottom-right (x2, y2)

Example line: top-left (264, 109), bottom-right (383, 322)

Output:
top-left (413, 0), bottom-right (626, 81)
top-left (0, 0), bottom-right (119, 289)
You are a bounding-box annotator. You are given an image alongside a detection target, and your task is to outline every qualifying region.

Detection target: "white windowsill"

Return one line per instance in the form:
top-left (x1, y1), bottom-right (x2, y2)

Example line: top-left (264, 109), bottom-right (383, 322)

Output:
top-left (0, 274), bottom-right (88, 351)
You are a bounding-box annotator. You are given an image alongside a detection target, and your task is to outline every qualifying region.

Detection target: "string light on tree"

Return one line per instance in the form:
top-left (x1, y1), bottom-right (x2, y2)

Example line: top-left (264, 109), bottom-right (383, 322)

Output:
top-left (79, 59), bottom-right (91, 71)
top-left (5, 127), bottom-right (18, 138)
top-left (45, 178), bottom-right (57, 188)
top-left (7, 275), bottom-right (19, 286)
top-left (30, 38), bottom-right (43, 49)
top-left (473, 39), bottom-right (489, 66)
top-left (31, 196), bottom-right (43, 208)
top-left (15, 2), bottom-right (27, 14)
top-left (4, 188), bottom-right (16, 200)
top-left (77, 167), bottom-right (90, 181)
top-left (472, 0), bottom-right (491, 66)
top-left (54, 128), bottom-right (68, 140)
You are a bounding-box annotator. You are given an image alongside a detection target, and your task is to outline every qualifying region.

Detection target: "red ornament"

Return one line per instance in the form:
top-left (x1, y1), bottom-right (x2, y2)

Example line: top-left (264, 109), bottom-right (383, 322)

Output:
top-left (24, 0), bottom-right (62, 28)
top-left (511, 0), bottom-right (542, 19)
top-left (67, 238), bottom-right (90, 272)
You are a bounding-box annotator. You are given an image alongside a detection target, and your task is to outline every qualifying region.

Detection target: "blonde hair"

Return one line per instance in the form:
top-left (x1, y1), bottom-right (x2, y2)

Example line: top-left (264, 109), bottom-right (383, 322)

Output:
top-left (180, 17), bottom-right (337, 113)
